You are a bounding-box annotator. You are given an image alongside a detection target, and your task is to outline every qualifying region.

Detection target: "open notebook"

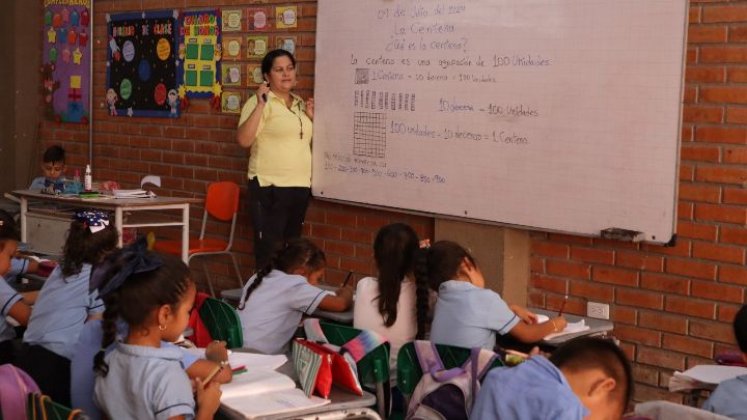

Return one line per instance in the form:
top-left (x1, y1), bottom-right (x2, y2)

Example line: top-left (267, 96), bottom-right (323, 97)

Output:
top-left (535, 314), bottom-right (590, 340)
top-left (669, 365), bottom-right (747, 392)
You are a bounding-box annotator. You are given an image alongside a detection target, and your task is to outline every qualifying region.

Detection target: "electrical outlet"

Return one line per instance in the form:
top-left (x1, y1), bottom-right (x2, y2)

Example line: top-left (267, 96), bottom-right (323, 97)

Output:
top-left (587, 302), bottom-right (610, 320)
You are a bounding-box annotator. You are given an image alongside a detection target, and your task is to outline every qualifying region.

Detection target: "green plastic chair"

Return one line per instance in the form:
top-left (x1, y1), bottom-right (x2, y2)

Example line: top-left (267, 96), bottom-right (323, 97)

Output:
top-left (199, 297), bottom-right (243, 349)
top-left (26, 393), bottom-right (85, 420)
top-left (392, 341), bottom-right (504, 419)
top-left (317, 320), bottom-right (391, 418)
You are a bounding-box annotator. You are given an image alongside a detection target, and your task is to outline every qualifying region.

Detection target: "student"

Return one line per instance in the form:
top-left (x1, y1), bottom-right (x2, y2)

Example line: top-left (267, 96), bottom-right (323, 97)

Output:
top-left (94, 247), bottom-right (221, 420)
top-left (471, 336), bottom-right (633, 420)
top-left (29, 145), bottom-right (66, 192)
top-left (703, 304), bottom-right (747, 419)
top-left (238, 238), bottom-right (353, 354)
top-left (17, 210), bottom-right (117, 406)
top-left (420, 240), bottom-right (566, 349)
top-left (4, 255), bottom-right (40, 286)
top-left (72, 318), bottom-right (230, 420)
top-left (353, 223), bottom-right (430, 379)
top-left (0, 210), bottom-right (33, 365)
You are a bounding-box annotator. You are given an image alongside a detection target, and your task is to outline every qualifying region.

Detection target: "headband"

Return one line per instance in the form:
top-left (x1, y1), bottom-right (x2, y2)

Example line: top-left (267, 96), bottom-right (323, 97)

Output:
top-left (93, 237), bottom-right (162, 297)
top-left (73, 210), bottom-right (110, 233)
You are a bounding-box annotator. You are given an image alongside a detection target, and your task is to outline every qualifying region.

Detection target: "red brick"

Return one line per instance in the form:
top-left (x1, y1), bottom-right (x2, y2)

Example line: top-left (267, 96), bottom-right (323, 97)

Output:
top-left (665, 258), bottom-right (716, 280)
top-left (323, 240), bottom-right (355, 257)
top-left (687, 47), bottom-right (697, 66)
top-left (731, 26), bottom-right (747, 42)
top-left (692, 281), bottom-right (745, 303)
top-left (637, 346), bottom-right (687, 370)
top-left (680, 164), bottom-right (694, 182)
top-left (546, 260), bottom-right (591, 280)
top-left (532, 242), bottom-right (569, 258)
top-left (680, 145), bottom-right (721, 162)
top-left (728, 68), bottom-right (747, 82)
top-left (683, 125), bottom-right (694, 142)
top-left (546, 233), bottom-right (593, 246)
top-left (611, 306), bottom-right (637, 325)
top-left (680, 202), bottom-right (695, 221)
top-left (685, 66), bottom-right (725, 83)
top-left (690, 6), bottom-right (701, 24)
top-left (639, 311), bottom-right (688, 334)
top-left (633, 364), bottom-right (660, 387)
top-left (666, 295), bottom-right (716, 319)
top-left (530, 256), bottom-right (545, 274)
top-left (616, 251), bottom-right (664, 272)
top-left (717, 304), bottom-right (741, 323)
top-left (721, 226), bottom-right (747, 245)
top-left (719, 264), bottom-right (747, 285)
top-left (693, 241), bottom-right (744, 264)
top-left (326, 212), bottom-right (357, 228)
top-left (569, 280), bottom-right (614, 302)
top-left (683, 105), bottom-right (724, 123)
top-left (635, 384), bottom-right (683, 404)
top-left (726, 108), bottom-right (747, 124)
top-left (592, 266), bottom-right (638, 287)
top-left (684, 86), bottom-right (697, 104)
top-left (724, 147), bottom-right (747, 164)
top-left (641, 273), bottom-right (690, 295)
top-left (614, 325), bottom-right (661, 347)
top-left (616, 288), bottom-right (664, 310)
top-left (695, 126), bottom-right (747, 142)
top-left (690, 319), bottom-right (735, 344)
top-left (696, 166), bottom-right (747, 184)
top-left (310, 224), bottom-right (341, 241)
top-left (676, 221), bottom-right (718, 241)
top-left (530, 274), bottom-right (567, 295)
top-left (703, 6), bottom-right (747, 23)
top-left (701, 46), bottom-right (747, 63)
top-left (694, 203), bottom-right (747, 224)
top-left (642, 239), bottom-right (691, 258)
top-left (663, 334), bottom-right (714, 358)
top-left (570, 247), bottom-right (613, 264)
top-left (678, 183), bottom-right (721, 203)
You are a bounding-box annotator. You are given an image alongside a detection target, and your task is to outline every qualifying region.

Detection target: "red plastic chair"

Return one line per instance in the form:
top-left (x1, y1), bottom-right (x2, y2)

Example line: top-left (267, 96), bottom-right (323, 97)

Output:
top-left (154, 181), bottom-right (243, 296)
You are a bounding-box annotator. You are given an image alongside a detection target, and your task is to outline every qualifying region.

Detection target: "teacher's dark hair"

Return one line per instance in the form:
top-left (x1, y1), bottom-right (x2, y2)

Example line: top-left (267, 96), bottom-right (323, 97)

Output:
top-left (261, 49), bottom-right (296, 77)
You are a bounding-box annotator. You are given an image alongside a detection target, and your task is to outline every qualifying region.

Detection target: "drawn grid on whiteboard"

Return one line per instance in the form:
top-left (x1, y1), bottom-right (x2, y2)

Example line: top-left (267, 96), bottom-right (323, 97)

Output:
top-left (353, 112), bottom-right (386, 158)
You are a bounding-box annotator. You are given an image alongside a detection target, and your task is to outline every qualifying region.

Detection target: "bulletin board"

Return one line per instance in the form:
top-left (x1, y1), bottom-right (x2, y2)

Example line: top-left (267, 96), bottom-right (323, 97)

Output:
top-left (106, 10), bottom-right (181, 118)
top-left (313, 0), bottom-right (688, 244)
top-left (42, 0), bottom-right (91, 124)
top-left (180, 9), bottom-right (221, 99)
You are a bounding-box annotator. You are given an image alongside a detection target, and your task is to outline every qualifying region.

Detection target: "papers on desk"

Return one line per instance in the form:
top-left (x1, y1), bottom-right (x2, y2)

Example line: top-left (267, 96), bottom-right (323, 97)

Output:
top-left (669, 365), bottom-right (747, 392)
top-left (112, 189), bottom-right (155, 199)
top-left (536, 314), bottom-right (591, 340)
top-left (181, 347), bottom-right (288, 371)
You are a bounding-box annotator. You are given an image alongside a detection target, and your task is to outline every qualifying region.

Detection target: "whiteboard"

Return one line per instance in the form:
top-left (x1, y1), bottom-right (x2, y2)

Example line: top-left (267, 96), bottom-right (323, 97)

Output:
top-left (312, 0), bottom-right (687, 243)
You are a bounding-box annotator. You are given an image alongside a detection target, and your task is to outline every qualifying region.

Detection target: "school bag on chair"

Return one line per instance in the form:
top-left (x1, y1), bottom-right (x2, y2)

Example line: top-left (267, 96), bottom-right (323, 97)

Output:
top-left (0, 363), bottom-right (40, 420)
top-left (406, 340), bottom-right (497, 420)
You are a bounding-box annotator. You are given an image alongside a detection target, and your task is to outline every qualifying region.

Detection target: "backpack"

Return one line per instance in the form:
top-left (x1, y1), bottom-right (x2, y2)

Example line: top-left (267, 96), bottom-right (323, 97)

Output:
top-left (406, 341), bottom-right (497, 420)
top-left (0, 364), bottom-right (40, 420)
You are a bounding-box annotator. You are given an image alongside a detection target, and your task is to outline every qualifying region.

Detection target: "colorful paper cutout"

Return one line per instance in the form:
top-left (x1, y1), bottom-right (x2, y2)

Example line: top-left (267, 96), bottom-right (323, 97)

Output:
top-left (275, 35), bottom-right (297, 55)
top-left (246, 35), bottom-right (269, 59)
top-left (247, 64), bottom-right (264, 86)
top-left (107, 10), bottom-right (181, 118)
top-left (180, 9), bottom-right (221, 98)
top-left (221, 90), bottom-right (243, 114)
top-left (222, 9), bottom-right (242, 32)
top-left (247, 7), bottom-right (271, 31)
top-left (275, 6), bottom-right (298, 29)
top-left (223, 36), bottom-right (242, 60)
top-left (222, 63), bottom-right (241, 86)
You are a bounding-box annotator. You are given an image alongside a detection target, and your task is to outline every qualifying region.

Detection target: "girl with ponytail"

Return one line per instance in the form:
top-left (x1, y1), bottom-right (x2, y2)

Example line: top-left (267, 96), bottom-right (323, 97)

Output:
top-left (238, 238), bottom-right (353, 354)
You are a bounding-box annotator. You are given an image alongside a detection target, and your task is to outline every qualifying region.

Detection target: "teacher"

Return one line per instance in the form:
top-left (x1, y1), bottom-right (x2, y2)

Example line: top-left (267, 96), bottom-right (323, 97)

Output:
top-left (237, 49), bottom-right (314, 268)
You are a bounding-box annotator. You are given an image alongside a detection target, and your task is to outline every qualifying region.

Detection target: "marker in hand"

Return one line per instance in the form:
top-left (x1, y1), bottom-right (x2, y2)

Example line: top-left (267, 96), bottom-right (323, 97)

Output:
top-left (261, 81), bottom-right (268, 103)
top-left (203, 361), bottom-right (228, 388)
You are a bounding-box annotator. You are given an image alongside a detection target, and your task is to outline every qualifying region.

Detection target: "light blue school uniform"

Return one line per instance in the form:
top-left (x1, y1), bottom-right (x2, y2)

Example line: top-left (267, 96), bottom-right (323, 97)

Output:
top-left (471, 356), bottom-right (589, 420)
top-left (94, 343), bottom-right (195, 420)
top-left (430, 280), bottom-right (519, 350)
top-left (0, 276), bottom-right (22, 343)
top-left (71, 320), bottom-right (198, 420)
top-left (239, 269), bottom-right (332, 354)
top-left (23, 264), bottom-right (104, 359)
top-left (5, 257), bottom-right (31, 284)
top-left (703, 374), bottom-right (747, 420)
top-left (29, 176), bottom-right (47, 191)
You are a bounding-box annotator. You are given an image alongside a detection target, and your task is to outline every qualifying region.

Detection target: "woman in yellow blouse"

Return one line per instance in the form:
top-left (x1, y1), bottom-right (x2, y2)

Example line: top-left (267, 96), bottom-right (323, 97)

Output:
top-left (237, 50), bottom-right (314, 268)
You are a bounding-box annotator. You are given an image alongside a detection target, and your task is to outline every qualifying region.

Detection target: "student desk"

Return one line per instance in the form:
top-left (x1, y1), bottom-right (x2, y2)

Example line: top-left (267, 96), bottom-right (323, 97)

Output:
top-left (13, 190), bottom-right (200, 263)
top-left (313, 285), bottom-right (354, 324)
top-left (532, 308), bottom-right (614, 347)
top-left (220, 356), bottom-right (378, 420)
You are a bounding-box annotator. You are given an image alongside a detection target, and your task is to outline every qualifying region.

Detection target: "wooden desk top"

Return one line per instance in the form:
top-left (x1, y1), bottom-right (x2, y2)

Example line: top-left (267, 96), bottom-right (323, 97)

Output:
top-left (12, 189), bottom-right (201, 209)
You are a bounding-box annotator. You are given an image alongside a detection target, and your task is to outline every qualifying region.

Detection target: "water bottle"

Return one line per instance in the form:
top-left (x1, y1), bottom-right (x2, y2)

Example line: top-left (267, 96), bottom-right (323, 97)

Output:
top-left (84, 164), bottom-right (92, 191)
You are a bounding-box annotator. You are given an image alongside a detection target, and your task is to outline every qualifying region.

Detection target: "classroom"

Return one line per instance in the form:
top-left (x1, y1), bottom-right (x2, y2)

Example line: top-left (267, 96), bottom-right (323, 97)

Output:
top-left (0, 0), bottom-right (745, 419)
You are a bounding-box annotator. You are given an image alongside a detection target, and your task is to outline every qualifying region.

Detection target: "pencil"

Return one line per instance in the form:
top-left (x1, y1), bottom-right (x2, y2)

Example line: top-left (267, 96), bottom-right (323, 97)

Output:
top-left (505, 349), bottom-right (530, 359)
top-left (342, 271), bottom-right (353, 287)
top-left (558, 295), bottom-right (568, 316)
top-left (203, 361), bottom-right (227, 387)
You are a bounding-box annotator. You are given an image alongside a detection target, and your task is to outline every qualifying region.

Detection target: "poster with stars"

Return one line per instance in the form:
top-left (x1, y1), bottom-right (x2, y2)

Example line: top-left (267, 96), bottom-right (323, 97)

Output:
top-left (42, 0), bottom-right (91, 124)
top-left (180, 9), bottom-right (221, 99)
top-left (106, 10), bottom-right (181, 118)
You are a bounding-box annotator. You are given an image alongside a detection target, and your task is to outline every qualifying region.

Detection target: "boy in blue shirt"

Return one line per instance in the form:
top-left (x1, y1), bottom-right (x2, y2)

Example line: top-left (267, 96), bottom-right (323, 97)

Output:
top-left (29, 145), bottom-right (66, 193)
top-left (472, 337), bottom-right (633, 420)
top-left (703, 305), bottom-right (747, 419)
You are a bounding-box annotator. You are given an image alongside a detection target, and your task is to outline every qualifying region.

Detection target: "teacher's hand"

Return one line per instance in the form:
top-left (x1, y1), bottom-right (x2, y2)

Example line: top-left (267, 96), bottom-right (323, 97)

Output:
top-left (305, 97), bottom-right (314, 121)
top-left (256, 82), bottom-right (270, 104)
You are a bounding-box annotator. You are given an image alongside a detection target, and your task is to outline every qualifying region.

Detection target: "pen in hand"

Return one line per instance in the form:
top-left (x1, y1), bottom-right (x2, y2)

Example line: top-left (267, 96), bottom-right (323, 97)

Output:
top-left (342, 271), bottom-right (353, 288)
top-left (558, 295), bottom-right (568, 317)
top-left (203, 361), bottom-right (228, 388)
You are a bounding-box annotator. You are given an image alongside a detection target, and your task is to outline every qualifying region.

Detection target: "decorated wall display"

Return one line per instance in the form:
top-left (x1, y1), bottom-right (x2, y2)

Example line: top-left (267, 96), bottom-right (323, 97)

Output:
top-left (180, 9), bottom-right (221, 99)
top-left (275, 35), bottom-right (297, 55)
top-left (222, 63), bottom-right (242, 87)
top-left (106, 10), bottom-right (181, 118)
top-left (221, 90), bottom-right (242, 114)
top-left (275, 6), bottom-right (298, 29)
top-left (221, 9), bottom-right (242, 32)
top-left (247, 7), bottom-right (271, 31)
top-left (247, 64), bottom-right (263, 86)
top-left (223, 36), bottom-right (242, 60)
top-left (42, 0), bottom-right (91, 124)
top-left (247, 35), bottom-right (269, 59)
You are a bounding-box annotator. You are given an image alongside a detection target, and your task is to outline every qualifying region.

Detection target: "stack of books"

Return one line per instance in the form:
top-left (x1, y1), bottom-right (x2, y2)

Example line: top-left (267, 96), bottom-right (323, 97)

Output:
top-left (112, 189), bottom-right (154, 199)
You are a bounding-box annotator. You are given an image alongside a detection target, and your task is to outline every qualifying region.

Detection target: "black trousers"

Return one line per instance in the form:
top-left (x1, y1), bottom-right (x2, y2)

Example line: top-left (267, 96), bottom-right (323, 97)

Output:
top-left (248, 178), bottom-right (311, 268)
top-left (16, 344), bottom-right (71, 406)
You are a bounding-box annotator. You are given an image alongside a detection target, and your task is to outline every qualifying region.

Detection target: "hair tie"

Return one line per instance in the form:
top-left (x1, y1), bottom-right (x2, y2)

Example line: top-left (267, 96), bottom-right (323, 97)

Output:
top-left (74, 209), bottom-right (110, 233)
top-left (94, 237), bottom-right (162, 297)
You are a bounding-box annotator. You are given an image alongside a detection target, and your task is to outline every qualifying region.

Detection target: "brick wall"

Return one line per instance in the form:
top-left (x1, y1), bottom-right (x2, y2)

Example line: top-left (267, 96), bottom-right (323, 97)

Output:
top-left (531, 1), bottom-right (747, 402)
top-left (37, 0), bottom-right (746, 402)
